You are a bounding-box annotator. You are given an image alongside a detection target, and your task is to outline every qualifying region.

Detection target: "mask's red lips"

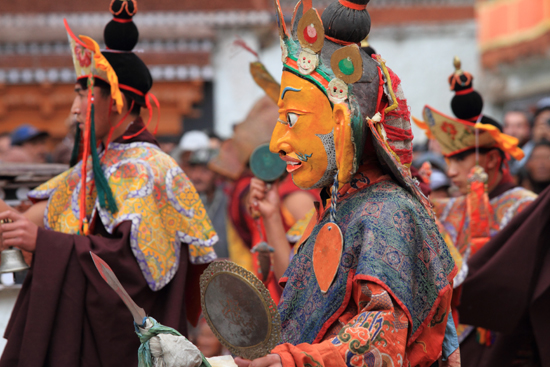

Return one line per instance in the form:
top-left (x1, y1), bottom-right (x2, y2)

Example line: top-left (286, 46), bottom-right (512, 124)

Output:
top-left (279, 154), bottom-right (303, 173)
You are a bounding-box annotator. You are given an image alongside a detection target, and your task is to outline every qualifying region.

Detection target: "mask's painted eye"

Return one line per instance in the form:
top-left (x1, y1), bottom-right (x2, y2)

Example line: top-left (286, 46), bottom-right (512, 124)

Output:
top-left (286, 113), bottom-right (298, 128)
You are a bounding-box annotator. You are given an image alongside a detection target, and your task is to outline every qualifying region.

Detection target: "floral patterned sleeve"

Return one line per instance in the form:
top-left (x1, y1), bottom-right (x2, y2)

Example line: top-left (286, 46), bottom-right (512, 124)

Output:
top-left (273, 280), bottom-right (409, 367)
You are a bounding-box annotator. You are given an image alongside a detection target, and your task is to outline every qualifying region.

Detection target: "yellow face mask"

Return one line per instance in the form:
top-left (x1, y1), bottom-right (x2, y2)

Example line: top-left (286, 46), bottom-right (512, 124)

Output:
top-left (269, 71), bottom-right (354, 189)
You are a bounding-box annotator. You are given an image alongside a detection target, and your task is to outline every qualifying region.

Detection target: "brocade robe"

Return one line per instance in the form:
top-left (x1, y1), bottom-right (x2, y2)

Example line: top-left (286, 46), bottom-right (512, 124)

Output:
top-left (273, 166), bottom-right (456, 367)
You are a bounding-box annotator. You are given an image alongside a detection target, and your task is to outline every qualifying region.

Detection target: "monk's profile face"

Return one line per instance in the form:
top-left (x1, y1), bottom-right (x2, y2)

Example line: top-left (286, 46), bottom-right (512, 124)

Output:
top-left (71, 82), bottom-right (114, 142)
top-left (269, 71), bottom-right (337, 189)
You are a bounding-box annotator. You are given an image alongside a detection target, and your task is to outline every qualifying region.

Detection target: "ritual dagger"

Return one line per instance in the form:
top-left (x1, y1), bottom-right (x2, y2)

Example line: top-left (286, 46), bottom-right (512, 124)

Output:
top-left (90, 252), bottom-right (214, 367)
top-left (90, 251), bottom-right (146, 325)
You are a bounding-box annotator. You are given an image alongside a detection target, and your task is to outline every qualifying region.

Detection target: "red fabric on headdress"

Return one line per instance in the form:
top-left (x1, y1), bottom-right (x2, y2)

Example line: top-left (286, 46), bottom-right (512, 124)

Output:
top-left (338, 0), bottom-right (367, 10)
top-left (381, 65), bottom-right (414, 166)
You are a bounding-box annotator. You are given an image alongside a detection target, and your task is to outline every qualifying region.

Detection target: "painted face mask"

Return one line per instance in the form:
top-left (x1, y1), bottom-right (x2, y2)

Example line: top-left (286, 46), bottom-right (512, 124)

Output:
top-left (269, 0), bottom-right (428, 210)
top-left (270, 71), bottom-right (337, 189)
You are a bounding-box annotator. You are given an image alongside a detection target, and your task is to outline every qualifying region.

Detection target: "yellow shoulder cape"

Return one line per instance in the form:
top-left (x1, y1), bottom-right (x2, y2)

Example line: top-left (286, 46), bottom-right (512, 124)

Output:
top-left (29, 141), bottom-right (217, 291)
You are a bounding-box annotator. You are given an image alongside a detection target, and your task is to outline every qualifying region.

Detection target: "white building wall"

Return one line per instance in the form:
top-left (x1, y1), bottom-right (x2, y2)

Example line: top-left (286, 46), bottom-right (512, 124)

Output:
top-left (371, 20), bottom-right (498, 143)
top-left (212, 29), bottom-right (284, 138)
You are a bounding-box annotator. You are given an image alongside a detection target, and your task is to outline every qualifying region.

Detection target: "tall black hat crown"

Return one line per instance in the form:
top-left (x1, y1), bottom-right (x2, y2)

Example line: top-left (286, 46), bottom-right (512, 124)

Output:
top-left (105, 0), bottom-right (139, 51)
top-left (102, 0), bottom-right (152, 106)
top-left (448, 57), bottom-right (500, 129)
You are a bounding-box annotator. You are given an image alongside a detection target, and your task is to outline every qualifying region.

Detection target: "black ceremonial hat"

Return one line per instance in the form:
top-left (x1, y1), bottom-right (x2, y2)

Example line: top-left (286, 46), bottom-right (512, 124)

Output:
top-left (102, 0), bottom-right (152, 106)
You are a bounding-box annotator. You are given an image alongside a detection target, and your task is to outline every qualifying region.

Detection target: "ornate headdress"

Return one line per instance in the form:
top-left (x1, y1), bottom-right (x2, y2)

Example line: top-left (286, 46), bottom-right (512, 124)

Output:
top-left (64, 0), bottom-right (158, 234)
top-left (274, 0), bottom-right (429, 209)
top-left (413, 57), bottom-right (524, 160)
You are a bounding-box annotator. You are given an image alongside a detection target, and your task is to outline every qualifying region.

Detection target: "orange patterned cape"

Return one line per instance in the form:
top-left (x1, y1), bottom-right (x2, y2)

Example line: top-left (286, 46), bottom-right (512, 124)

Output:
top-left (434, 187), bottom-right (536, 256)
top-left (29, 140), bottom-right (217, 291)
top-left (435, 186), bottom-right (536, 287)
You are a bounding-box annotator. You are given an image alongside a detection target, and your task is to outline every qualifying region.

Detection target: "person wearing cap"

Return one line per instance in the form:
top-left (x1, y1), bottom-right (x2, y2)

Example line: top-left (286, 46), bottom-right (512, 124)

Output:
top-left (0, 2), bottom-right (217, 366)
top-left (2, 124), bottom-right (50, 163)
top-left (414, 58), bottom-right (538, 366)
top-left (173, 130), bottom-right (211, 171)
top-left (234, 1), bottom-right (457, 367)
top-left (429, 169), bottom-right (452, 199)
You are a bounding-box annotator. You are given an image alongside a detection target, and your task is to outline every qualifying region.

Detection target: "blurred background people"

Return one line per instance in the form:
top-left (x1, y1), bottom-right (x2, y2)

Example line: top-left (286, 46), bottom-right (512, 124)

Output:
top-left (531, 97), bottom-right (550, 144)
top-left (2, 124), bottom-right (50, 163)
top-left (504, 109), bottom-right (533, 176)
top-left (504, 109), bottom-right (532, 147)
top-left (430, 169), bottom-right (452, 199)
top-left (413, 149), bottom-right (455, 199)
top-left (0, 132), bottom-right (11, 159)
top-left (206, 131), bottom-right (222, 150)
top-left (51, 114), bottom-right (77, 165)
top-left (523, 140), bottom-right (550, 194)
top-left (208, 96), bottom-right (317, 303)
top-left (156, 136), bottom-right (178, 155)
top-left (173, 130), bottom-right (210, 172)
top-left (187, 147), bottom-right (229, 258)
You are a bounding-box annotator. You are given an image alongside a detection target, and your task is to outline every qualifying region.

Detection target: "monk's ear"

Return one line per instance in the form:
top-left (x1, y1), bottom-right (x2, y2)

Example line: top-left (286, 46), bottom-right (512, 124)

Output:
top-left (109, 95), bottom-right (119, 113)
top-left (333, 103), bottom-right (354, 184)
top-left (486, 149), bottom-right (502, 171)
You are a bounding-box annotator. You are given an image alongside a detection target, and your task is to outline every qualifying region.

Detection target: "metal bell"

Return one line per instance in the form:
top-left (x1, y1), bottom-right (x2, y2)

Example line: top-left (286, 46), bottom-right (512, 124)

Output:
top-left (0, 218), bottom-right (29, 273)
top-left (0, 247), bottom-right (29, 273)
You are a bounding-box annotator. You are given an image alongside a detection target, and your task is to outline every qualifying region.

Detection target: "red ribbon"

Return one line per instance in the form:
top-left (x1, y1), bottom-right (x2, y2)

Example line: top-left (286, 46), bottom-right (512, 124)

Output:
top-left (324, 34), bottom-right (360, 46)
top-left (338, 0), bottom-right (367, 10)
top-left (103, 99), bottom-right (135, 161)
top-left (113, 17), bottom-right (133, 23)
top-left (78, 87), bottom-right (94, 233)
top-left (123, 93), bottom-right (161, 139)
top-left (455, 87), bottom-right (474, 96)
top-left (119, 84), bottom-right (145, 96)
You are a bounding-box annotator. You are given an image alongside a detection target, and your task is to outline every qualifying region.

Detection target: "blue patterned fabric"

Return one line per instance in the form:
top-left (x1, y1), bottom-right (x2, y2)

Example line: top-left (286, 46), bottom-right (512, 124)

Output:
top-left (442, 312), bottom-right (459, 360)
top-left (278, 180), bottom-right (455, 345)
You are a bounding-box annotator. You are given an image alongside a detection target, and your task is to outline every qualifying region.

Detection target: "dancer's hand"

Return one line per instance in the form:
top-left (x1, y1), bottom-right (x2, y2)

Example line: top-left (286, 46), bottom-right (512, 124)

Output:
top-left (248, 178), bottom-right (280, 219)
top-left (0, 210), bottom-right (38, 253)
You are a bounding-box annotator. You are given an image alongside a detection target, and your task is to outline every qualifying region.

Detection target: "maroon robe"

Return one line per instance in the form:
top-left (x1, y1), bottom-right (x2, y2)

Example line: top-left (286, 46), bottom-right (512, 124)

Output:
top-left (0, 120), bottom-right (207, 367)
top-left (458, 184), bottom-right (550, 367)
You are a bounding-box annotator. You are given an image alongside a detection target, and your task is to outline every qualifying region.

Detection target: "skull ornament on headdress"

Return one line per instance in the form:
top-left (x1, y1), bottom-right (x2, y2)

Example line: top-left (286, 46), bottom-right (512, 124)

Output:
top-left (270, 0), bottom-right (430, 209)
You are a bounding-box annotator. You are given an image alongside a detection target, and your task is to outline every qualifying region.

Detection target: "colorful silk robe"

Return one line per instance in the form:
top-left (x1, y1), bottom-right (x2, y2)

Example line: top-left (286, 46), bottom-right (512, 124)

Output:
top-left (434, 185), bottom-right (536, 261)
top-left (28, 124), bottom-right (217, 291)
top-left (273, 168), bottom-right (456, 367)
top-left (433, 182), bottom-right (536, 342)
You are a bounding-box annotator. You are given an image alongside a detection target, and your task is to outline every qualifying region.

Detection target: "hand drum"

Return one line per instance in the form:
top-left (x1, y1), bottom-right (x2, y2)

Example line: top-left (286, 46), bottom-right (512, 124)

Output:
top-left (249, 144), bottom-right (287, 183)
